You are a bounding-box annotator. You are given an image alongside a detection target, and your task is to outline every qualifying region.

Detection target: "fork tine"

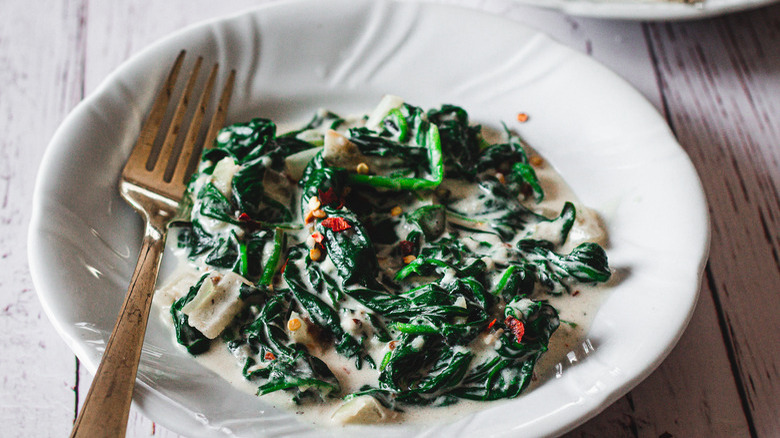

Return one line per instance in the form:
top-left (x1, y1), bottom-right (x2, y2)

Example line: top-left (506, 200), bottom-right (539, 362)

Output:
top-left (151, 56), bottom-right (203, 182)
top-left (123, 50), bottom-right (186, 175)
top-left (203, 69), bottom-right (236, 151)
top-left (169, 62), bottom-right (219, 187)
top-left (122, 53), bottom-right (234, 203)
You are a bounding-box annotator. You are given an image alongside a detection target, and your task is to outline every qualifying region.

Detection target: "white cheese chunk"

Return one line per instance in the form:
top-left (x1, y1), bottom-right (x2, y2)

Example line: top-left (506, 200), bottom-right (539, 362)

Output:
top-left (322, 130), bottom-right (370, 171)
top-left (210, 156), bottom-right (241, 199)
top-left (364, 94), bottom-right (404, 131)
top-left (284, 146), bottom-right (323, 180)
top-left (182, 271), bottom-right (249, 339)
top-left (331, 395), bottom-right (395, 424)
top-left (154, 267), bottom-right (202, 309)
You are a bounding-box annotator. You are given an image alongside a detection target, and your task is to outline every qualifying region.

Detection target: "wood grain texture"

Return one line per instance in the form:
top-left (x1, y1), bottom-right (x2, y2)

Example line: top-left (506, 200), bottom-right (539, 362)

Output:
top-left (0, 0), bottom-right (87, 436)
top-left (83, 0), bottom-right (269, 93)
top-left (4, 0), bottom-right (778, 437)
top-left (646, 6), bottom-right (780, 436)
top-left (564, 279), bottom-right (752, 437)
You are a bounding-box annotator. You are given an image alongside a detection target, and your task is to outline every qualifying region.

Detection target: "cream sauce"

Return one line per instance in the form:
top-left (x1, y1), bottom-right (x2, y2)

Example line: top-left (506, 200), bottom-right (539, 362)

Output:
top-left (154, 118), bottom-right (612, 428)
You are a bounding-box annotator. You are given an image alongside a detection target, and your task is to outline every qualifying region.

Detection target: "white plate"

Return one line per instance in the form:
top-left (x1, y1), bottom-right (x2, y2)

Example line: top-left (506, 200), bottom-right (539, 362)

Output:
top-left (29, 1), bottom-right (709, 437)
top-left (513, 0), bottom-right (778, 20)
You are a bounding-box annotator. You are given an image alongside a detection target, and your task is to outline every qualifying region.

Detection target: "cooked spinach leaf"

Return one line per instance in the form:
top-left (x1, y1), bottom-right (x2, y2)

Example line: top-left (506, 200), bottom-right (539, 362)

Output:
top-left (170, 274), bottom-right (210, 355)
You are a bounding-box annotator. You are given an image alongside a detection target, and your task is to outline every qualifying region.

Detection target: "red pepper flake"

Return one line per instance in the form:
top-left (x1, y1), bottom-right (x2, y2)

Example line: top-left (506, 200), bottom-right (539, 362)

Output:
top-left (321, 216), bottom-right (352, 232)
top-left (280, 258), bottom-right (289, 275)
top-left (238, 212), bottom-right (251, 222)
top-left (398, 240), bottom-right (415, 256)
top-left (516, 112), bottom-right (529, 123)
top-left (311, 232), bottom-right (325, 244)
top-left (318, 187), bottom-right (340, 206)
top-left (388, 341), bottom-right (397, 350)
top-left (505, 316), bottom-right (525, 344)
top-left (264, 351), bottom-right (276, 361)
top-left (487, 318), bottom-right (497, 330)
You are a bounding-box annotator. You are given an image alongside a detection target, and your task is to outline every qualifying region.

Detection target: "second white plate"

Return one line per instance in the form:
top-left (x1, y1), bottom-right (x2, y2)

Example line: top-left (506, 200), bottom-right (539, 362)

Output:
top-left (511, 0), bottom-right (778, 20)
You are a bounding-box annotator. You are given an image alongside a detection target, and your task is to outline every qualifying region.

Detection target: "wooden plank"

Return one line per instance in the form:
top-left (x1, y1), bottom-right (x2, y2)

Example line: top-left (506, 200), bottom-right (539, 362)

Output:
top-left (0, 0), bottom-right (87, 436)
top-left (83, 0), bottom-right (263, 93)
top-left (59, 2), bottom-right (777, 438)
top-left (565, 279), bottom-right (752, 437)
top-left (644, 6), bottom-right (780, 437)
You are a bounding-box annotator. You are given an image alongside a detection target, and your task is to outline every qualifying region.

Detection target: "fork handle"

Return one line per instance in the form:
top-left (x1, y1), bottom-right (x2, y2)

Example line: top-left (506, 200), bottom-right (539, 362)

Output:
top-left (70, 217), bottom-right (168, 438)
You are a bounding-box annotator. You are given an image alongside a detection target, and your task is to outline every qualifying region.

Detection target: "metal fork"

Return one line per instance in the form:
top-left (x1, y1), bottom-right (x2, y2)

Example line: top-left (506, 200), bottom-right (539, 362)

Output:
top-left (70, 51), bottom-right (234, 438)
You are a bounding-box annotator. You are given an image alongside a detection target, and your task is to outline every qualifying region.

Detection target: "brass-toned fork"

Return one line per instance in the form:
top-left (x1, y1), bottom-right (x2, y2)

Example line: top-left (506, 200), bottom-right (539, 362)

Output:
top-left (70, 51), bottom-right (234, 438)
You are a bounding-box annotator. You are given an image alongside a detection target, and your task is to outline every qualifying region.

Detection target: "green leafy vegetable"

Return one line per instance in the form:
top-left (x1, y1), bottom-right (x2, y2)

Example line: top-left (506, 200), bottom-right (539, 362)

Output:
top-left (168, 97), bottom-right (612, 412)
top-left (170, 275), bottom-right (211, 354)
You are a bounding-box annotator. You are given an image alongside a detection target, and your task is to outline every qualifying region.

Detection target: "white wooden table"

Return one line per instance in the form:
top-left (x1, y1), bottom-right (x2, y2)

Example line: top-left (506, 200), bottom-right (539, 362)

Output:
top-left (2, 0), bottom-right (778, 436)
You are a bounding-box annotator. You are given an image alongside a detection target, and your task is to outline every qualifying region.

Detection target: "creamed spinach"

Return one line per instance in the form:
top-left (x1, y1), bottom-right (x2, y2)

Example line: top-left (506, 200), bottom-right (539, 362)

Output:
top-left (167, 96), bottom-right (612, 420)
